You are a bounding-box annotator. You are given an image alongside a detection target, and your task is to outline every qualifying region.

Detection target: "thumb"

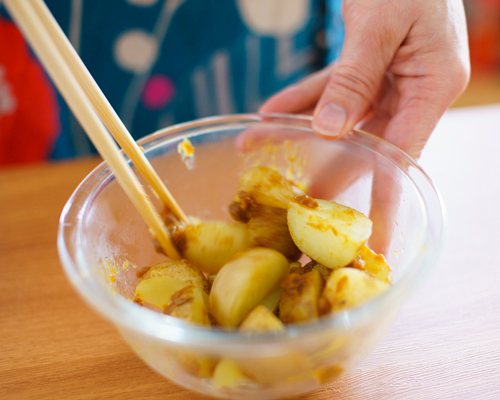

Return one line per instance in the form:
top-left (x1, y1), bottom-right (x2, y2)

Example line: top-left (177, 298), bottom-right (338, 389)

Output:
top-left (313, 7), bottom-right (405, 138)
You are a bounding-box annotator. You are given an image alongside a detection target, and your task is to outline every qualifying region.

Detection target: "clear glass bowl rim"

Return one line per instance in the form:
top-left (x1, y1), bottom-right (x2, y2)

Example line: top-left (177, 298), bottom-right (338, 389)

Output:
top-left (57, 113), bottom-right (445, 347)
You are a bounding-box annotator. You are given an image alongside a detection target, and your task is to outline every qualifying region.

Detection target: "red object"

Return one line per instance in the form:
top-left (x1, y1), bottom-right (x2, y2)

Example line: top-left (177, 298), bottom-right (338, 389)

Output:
top-left (0, 17), bottom-right (60, 166)
top-left (466, 0), bottom-right (500, 73)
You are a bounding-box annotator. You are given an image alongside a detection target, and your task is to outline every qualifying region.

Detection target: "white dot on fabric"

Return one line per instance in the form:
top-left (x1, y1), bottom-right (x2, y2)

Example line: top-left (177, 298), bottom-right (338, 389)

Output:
top-left (114, 30), bottom-right (158, 73)
top-left (126, 0), bottom-right (160, 6)
top-left (236, 0), bottom-right (310, 37)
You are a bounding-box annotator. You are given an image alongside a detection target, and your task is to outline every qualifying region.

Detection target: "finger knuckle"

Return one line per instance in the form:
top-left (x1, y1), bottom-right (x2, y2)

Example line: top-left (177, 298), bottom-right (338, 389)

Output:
top-left (442, 56), bottom-right (471, 97)
top-left (328, 65), bottom-right (378, 105)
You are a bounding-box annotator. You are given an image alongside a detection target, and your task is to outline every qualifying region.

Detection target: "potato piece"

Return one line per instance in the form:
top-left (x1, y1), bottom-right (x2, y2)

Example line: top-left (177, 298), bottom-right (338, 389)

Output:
top-left (215, 306), bottom-right (285, 388)
top-left (171, 221), bottom-right (250, 274)
top-left (238, 352), bottom-right (314, 385)
top-left (139, 259), bottom-right (210, 294)
top-left (164, 285), bottom-right (211, 325)
top-left (228, 197), bottom-right (252, 223)
top-left (357, 245), bottom-right (392, 283)
top-left (287, 195), bottom-right (372, 269)
top-left (134, 260), bottom-right (209, 308)
top-left (134, 276), bottom-right (190, 309)
top-left (311, 336), bottom-right (349, 363)
top-left (237, 166), bottom-right (297, 209)
top-left (213, 358), bottom-right (252, 388)
top-left (210, 248), bottom-right (289, 327)
top-left (240, 305), bottom-right (285, 332)
top-left (236, 293), bottom-right (312, 386)
top-left (279, 269), bottom-right (324, 324)
top-left (247, 205), bottom-right (301, 261)
top-left (259, 286), bottom-right (282, 314)
top-left (319, 268), bottom-right (388, 314)
top-left (166, 347), bottom-right (216, 379)
top-left (229, 167), bottom-right (302, 260)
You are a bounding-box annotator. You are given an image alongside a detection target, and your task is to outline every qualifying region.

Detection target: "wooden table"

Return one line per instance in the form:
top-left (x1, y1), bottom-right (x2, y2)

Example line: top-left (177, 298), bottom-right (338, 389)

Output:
top-left (1, 105), bottom-right (500, 399)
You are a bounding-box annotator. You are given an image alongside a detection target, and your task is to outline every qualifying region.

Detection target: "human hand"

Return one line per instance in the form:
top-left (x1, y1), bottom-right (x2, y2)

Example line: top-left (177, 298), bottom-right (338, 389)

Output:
top-left (258, 0), bottom-right (468, 254)
top-left (260, 0), bottom-right (470, 160)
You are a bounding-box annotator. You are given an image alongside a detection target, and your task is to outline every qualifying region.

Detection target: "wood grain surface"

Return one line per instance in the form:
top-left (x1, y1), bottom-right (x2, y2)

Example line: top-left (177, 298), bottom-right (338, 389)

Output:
top-left (1, 105), bottom-right (500, 399)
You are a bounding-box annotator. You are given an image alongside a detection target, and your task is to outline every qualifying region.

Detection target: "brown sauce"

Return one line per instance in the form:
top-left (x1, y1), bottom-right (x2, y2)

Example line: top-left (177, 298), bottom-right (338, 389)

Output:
top-left (292, 195), bottom-right (319, 209)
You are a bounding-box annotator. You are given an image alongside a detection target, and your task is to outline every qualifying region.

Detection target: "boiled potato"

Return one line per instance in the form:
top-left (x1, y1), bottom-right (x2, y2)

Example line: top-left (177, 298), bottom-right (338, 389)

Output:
top-left (134, 276), bottom-right (190, 309)
top-left (134, 260), bottom-right (209, 308)
top-left (213, 306), bottom-right (285, 388)
top-left (139, 259), bottom-right (210, 293)
top-left (319, 268), bottom-right (388, 314)
top-left (223, 303), bottom-right (310, 386)
top-left (228, 167), bottom-right (302, 260)
top-left (240, 305), bottom-right (285, 332)
top-left (171, 221), bottom-right (250, 274)
top-left (259, 286), bottom-right (282, 314)
top-left (311, 336), bottom-right (349, 363)
top-left (213, 358), bottom-right (252, 388)
top-left (166, 347), bottom-right (216, 379)
top-left (236, 166), bottom-right (297, 209)
top-left (210, 248), bottom-right (289, 327)
top-left (357, 245), bottom-right (391, 283)
top-left (287, 195), bottom-right (372, 269)
top-left (279, 268), bottom-right (324, 324)
top-left (164, 285), bottom-right (211, 325)
top-left (238, 351), bottom-right (314, 386)
top-left (246, 205), bottom-right (301, 261)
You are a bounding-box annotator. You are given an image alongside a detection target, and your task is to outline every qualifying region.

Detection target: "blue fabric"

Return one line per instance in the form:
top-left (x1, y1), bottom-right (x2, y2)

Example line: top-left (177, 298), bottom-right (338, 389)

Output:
top-left (326, 0), bottom-right (344, 63)
top-left (2, 0), bottom-right (345, 160)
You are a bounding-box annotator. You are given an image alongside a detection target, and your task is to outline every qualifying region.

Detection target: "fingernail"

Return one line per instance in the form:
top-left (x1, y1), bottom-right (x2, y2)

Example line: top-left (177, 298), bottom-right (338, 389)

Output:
top-left (313, 103), bottom-right (346, 137)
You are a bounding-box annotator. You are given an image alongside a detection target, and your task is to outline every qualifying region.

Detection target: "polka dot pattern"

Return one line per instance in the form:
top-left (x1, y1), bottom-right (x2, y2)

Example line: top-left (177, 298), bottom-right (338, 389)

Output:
top-left (113, 30), bottom-right (158, 73)
top-left (142, 74), bottom-right (176, 109)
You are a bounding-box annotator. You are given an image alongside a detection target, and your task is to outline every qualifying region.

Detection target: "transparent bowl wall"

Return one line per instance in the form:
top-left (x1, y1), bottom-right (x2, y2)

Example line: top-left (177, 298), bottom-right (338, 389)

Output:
top-left (58, 114), bottom-right (444, 399)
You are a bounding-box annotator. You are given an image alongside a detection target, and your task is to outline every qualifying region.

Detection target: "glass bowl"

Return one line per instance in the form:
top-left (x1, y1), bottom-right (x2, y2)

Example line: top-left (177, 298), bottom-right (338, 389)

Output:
top-left (58, 114), bottom-right (444, 399)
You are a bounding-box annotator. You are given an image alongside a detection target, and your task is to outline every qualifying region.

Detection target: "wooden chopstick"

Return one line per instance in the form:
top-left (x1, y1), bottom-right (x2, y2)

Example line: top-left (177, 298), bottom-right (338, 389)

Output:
top-left (4, 0), bottom-right (182, 259)
top-left (28, 0), bottom-right (190, 225)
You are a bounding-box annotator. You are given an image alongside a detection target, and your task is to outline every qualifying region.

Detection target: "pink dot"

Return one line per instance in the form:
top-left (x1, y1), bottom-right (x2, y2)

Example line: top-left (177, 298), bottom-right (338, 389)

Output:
top-left (142, 74), bottom-right (176, 110)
